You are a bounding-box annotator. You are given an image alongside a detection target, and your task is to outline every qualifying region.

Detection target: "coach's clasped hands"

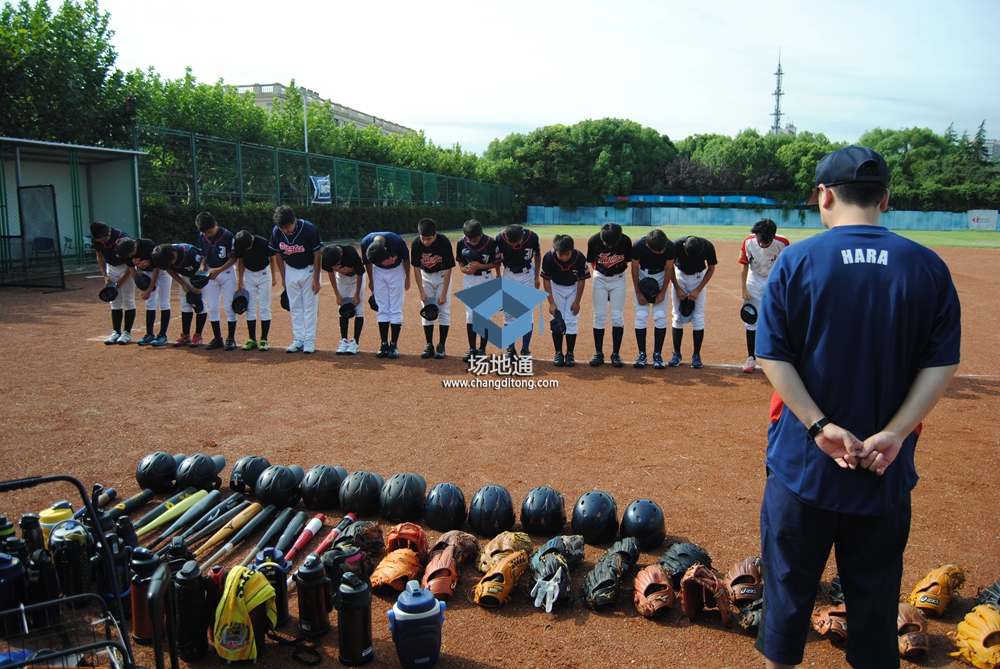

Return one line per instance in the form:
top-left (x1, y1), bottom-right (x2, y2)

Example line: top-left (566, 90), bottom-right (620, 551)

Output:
top-left (815, 423), bottom-right (899, 475)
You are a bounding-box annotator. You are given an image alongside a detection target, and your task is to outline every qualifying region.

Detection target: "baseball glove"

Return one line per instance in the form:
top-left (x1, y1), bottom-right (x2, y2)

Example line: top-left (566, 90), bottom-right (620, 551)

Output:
top-left (134, 273), bottom-right (152, 292)
top-left (680, 564), bottom-right (731, 627)
top-left (529, 551), bottom-right (571, 613)
top-left (368, 295), bottom-right (378, 311)
top-left (737, 598), bottom-right (763, 633)
top-left (470, 549), bottom-right (529, 608)
top-left (811, 603), bottom-right (847, 645)
top-left (280, 290), bottom-right (290, 311)
top-left (386, 522), bottom-right (428, 562)
top-left (478, 531), bottom-right (532, 573)
top-left (335, 520), bottom-right (384, 557)
top-left (421, 531), bottom-right (480, 601)
top-left (581, 537), bottom-right (640, 611)
top-left (186, 290), bottom-right (203, 313)
top-left (897, 602), bottom-right (929, 657)
top-left (430, 530), bottom-right (479, 564)
top-left (634, 564), bottom-right (674, 618)
top-left (907, 564), bottom-right (965, 615)
top-left (724, 557), bottom-right (763, 608)
top-left (949, 604), bottom-right (1000, 669)
top-left (531, 535), bottom-right (585, 571)
top-left (658, 542), bottom-right (712, 585)
top-left (370, 548), bottom-right (422, 591)
top-left (977, 578), bottom-right (1000, 609)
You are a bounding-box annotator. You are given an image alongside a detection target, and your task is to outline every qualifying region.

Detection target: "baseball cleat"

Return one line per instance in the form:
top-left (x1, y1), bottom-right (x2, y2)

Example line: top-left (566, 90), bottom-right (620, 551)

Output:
top-left (653, 353), bottom-right (667, 369)
top-left (336, 338), bottom-right (350, 355)
top-left (137, 334), bottom-right (155, 346)
top-left (190, 334), bottom-right (203, 347)
top-left (477, 349), bottom-right (487, 359)
top-left (435, 343), bottom-right (446, 359)
top-left (286, 340), bottom-right (303, 353)
top-left (505, 344), bottom-right (517, 361)
top-left (241, 339), bottom-right (258, 351)
top-left (634, 352), bottom-right (647, 368)
top-left (151, 334), bottom-right (169, 347)
top-left (225, 338), bottom-right (237, 351)
top-left (462, 348), bottom-right (477, 362)
top-left (346, 339), bottom-right (359, 355)
top-left (743, 356), bottom-right (756, 373)
top-left (667, 352), bottom-right (681, 367)
top-left (376, 342), bottom-right (390, 358)
top-left (520, 348), bottom-right (531, 358)
top-left (691, 354), bottom-right (703, 369)
top-left (172, 333), bottom-right (191, 347)
top-left (303, 341), bottom-right (315, 354)
top-left (206, 338), bottom-right (224, 350)
top-left (422, 343), bottom-right (435, 359)
top-left (117, 331), bottom-right (132, 345)
top-left (104, 331), bottom-right (120, 345)
top-left (589, 352), bottom-right (604, 367)
top-left (565, 352), bottom-right (576, 367)
top-left (258, 339), bottom-right (269, 351)
top-left (610, 353), bottom-right (624, 368)
top-left (553, 351), bottom-right (565, 367)
top-left (388, 342), bottom-right (399, 359)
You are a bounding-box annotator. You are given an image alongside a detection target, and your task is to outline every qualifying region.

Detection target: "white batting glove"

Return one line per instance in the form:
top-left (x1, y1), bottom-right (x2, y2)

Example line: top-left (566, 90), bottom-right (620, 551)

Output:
top-left (530, 567), bottom-right (564, 613)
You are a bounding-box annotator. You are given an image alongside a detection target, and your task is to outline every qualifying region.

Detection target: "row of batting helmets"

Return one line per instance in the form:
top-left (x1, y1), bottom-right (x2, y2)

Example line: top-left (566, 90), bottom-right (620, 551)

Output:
top-left (135, 452), bottom-right (227, 493)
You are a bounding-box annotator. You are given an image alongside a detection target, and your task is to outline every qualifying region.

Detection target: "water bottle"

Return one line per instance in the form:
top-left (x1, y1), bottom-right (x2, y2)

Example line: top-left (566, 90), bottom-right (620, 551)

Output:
top-left (0, 553), bottom-right (25, 637)
top-left (129, 547), bottom-right (162, 644)
top-left (165, 537), bottom-right (195, 575)
top-left (293, 554), bottom-right (331, 637)
top-left (38, 502), bottom-right (73, 550)
top-left (0, 517), bottom-right (15, 543)
top-left (172, 560), bottom-right (209, 661)
top-left (387, 580), bottom-right (446, 669)
top-left (254, 548), bottom-right (290, 628)
top-left (49, 521), bottom-right (92, 604)
top-left (92, 532), bottom-right (131, 621)
top-left (115, 516), bottom-right (139, 551)
top-left (18, 515), bottom-right (44, 555)
top-left (336, 572), bottom-right (373, 665)
top-left (25, 549), bottom-right (60, 628)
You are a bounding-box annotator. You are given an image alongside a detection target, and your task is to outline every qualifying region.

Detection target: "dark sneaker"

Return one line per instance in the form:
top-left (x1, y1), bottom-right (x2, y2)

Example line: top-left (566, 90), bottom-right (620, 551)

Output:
top-left (553, 351), bottom-right (565, 367)
top-left (388, 342), bottom-right (399, 359)
top-left (634, 352), bottom-right (647, 369)
top-left (691, 354), bottom-right (703, 369)
top-left (151, 334), bottom-right (169, 347)
top-left (462, 348), bottom-right (477, 362)
top-left (434, 343), bottom-right (446, 359)
top-left (224, 338), bottom-right (237, 351)
top-left (610, 353), bottom-right (623, 368)
top-left (505, 345), bottom-right (517, 361)
top-left (565, 352), bottom-right (576, 367)
top-left (520, 348), bottom-right (531, 357)
top-left (206, 338), bottom-right (224, 350)
top-left (137, 334), bottom-right (155, 346)
top-left (653, 353), bottom-right (667, 369)
top-left (376, 342), bottom-right (389, 358)
top-left (589, 352), bottom-right (604, 367)
top-left (667, 352), bottom-right (681, 367)
top-left (421, 343), bottom-right (435, 359)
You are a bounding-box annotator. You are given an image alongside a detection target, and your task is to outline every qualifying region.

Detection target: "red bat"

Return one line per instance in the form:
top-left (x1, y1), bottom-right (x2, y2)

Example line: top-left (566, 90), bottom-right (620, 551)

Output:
top-left (313, 513), bottom-right (357, 556)
top-left (283, 513), bottom-right (325, 563)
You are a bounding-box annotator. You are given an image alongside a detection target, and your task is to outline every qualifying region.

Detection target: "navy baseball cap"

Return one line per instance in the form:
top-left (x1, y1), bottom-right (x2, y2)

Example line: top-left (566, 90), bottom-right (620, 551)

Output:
top-left (806, 146), bottom-right (889, 205)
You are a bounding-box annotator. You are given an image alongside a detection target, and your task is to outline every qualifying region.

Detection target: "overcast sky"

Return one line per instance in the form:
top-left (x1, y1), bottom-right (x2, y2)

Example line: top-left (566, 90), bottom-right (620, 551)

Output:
top-left (101, 0), bottom-right (1000, 154)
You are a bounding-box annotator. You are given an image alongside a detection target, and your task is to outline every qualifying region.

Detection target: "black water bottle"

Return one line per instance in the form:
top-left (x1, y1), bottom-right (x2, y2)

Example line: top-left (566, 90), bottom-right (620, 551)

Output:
top-left (254, 548), bottom-right (290, 628)
top-left (50, 521), bottom-right (92, 604)
top-left (26, 549), bottom-right (61, 627)
top-left (92, 532), bottom-right (131, 621)
top-left (18, 515), bottom-right (44, 555)
top-left (337, 572), bottom-right (373, 665)
top-left (165, 537), bottom-right (195, 575)
top-left (0, 552), bottom-right (25, 637)
top-left (115, 516), bottom-right (139, 551)
top-left (294, 554), bottom-right (331, 637)
top-left (172, 560), bottom-right (210, 661)
top-left (129, 548), bottom-right (161, 644)
top-left (0, 517), bottom-right (16, 543)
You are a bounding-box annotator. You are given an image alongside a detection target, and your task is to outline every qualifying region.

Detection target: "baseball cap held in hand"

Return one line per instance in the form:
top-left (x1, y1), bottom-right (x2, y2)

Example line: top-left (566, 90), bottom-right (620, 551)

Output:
top-left (806, 146), bottom-right (888, 205)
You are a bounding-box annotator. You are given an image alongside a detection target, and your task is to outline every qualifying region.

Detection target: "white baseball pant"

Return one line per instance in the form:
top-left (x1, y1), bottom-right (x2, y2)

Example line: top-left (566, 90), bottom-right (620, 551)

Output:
top-left (743, 273), bottom-right (765, 332)
top-left (592, 272), bottom-right (626, 329)
top-left (243, 267), bottom-right (273, 321)
top-left (286, 265), bottom-right (319, 345)
top-left (420, 270), bottom-right (450, 326)
top-left (203, 266), bottom-right (237, 322)
top-left (633, 269), bottom-right (668, 330)
top-left (140, 270), bottom-right (172, 311)
top-left (672, 269), bottom-right (708, 330)
top-left (462, 272), bottom-right (493, 324)
top-left (372, 265), bottom-right (404, 325)
top-left (551, 282), bottom-right (581, 335)
top-left (503, 267), bottom-right (535, 328)
top-left (107, 264), bottom-right (135, 310)
top-left (335, 272), bottom-right (366, 319)
top-left (177, 275), bottom-right (206, 314)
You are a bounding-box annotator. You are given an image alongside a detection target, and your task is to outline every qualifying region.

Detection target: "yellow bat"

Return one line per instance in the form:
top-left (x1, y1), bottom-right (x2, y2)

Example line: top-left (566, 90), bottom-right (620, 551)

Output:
top-left (193, 503), bottom-right (262, 558)
top-left (135, 490), bottom-right (207, 537)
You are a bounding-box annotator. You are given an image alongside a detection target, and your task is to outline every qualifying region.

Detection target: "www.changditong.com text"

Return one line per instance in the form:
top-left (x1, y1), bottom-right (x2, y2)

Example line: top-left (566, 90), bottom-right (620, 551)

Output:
top-left (442, 378), bottom-right (558, 390)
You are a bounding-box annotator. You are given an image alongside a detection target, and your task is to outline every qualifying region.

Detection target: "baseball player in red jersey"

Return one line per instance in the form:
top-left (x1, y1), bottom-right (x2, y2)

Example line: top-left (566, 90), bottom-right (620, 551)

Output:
top-left (497, 224), bottom-right (541, 360)
top-left (586, 223), bottom-right (632, 368)
top-left (90, 221), bottom-right (136, 345)
top-left (738, 219), bottom-right (789, 373)
top-left (457, 219), bottom-right (501, 361)
top-left (115, 236), bottom-right (172, 346)
top-left (541, 234), bottom-right (591, 367)
top-left (410, 218), bottom-right (454, 359)
top-left (322, 243), bottom-right (366, 355)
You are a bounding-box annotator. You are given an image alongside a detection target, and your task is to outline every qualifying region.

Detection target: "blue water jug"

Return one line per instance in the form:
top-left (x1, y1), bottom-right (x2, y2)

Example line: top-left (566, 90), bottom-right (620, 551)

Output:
top-left (387, 580), bottom-right (445, 669)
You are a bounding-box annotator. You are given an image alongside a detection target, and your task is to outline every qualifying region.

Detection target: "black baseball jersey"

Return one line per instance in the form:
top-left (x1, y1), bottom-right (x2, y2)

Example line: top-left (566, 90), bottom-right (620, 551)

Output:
top-left (586, 233), bottom-right (633, 276)
top-left (322, 244), bottom-right (365, 277)
top-left (234, 235), bottom-right (275, 273)
top-left (456, 236), bottom-right (500, 275)
top-left (632, 236), bottom-right (677, 274)
top-left (93, 228), bottom-right (128, 266)
top-left (410, 234), bottom-right (455, 273)
top-left (131, 238), bottom-right (157, 272)
top-left (673, 236), bottom-right (718, 275)
top-left (169, 244), bottom-right (204, 278)
top-left (541, 249), bottom-right (591, 286)
top-left (200, 227), bottom-right (235, 269)
top-left (497, 228), bottom-right (541, 271)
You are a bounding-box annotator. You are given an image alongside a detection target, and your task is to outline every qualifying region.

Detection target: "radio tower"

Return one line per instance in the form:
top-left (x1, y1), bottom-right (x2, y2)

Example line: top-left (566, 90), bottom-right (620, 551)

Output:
top-left (770, 51), bottom-right (784, 135)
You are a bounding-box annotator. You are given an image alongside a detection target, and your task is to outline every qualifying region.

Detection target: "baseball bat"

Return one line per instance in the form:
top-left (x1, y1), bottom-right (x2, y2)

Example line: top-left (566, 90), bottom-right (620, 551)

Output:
top-left (239, 507), bottom-right (296, 568)
top-left (282, 513), bottom-right (325, 564)
top-left (156, 501), bottom-right (249, 557)
top-left (198, 504), bottom-right (277, 572)
top-left (136, 489), bottom-right (208, 537)
top-left (272, 511), bottom-right (308, 557)
top-left (194, 503), bottom-right (262, 558)
top-left (146, 489), bottom-right (224, 549)
top-left (72, 488), bottom-right (118, 519)
top-left (287, 514), bottom-right (355, 589)
top-left (133, 487), bottom-right (198, 530)
top-left (106, 489), bottom-right (155, 521)
top-left (173, 493), bottom-right (244, 544)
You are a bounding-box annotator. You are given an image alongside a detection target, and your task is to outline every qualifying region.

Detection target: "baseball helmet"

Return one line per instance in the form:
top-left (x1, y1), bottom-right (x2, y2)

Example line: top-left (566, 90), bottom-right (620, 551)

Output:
top-left (379, 473), bottom-right (427, 522)
top-left (419, 303), bottom-right (439, 322)
top-left (231, 289), bottom-right (249, 315)
top-left (339, 470), bottom-right (384, 517)
top-left (280, 290), bottom-right (290, 311)
top-left (175, 454), bottom-right (226, 491)
top-left (301, 465), bottom-right (348, 510)
top-left (550, 310), bottom-right (567, 336)
top-left (461, 247), bottom-right (479, 264)
top-left (230, 455), bottom-right (271, 495)
top-left (339, 301), bottom-right (356, 319)
top-left (571, 491), bottom-right (619, 545)
top-left (740, 302), bottom-right (758, 325)
top-left (424, 482), bottom-right (467, 532)
top-left (185, 290), bottom-right (204, 313)
top-left (619, 498), bottom-right (665, 549)
top-left (190, 270), bottom-right (210, 289)
top-left (134, 273), bottom-right (151, 292)
top-left (98, 281), bottom-right (118, 303)
top-left (520, 486), bottom-right (566, 535)
top-left (255, 465), bottom-right (305, 509)
top-left (135, 452), bottom-right (186, 493)
top-left (368, 295), bottom-right (378, 312)
top-left (638, 277), bottom-right (660, 304)
top-left (468, 485), bottom-right (515, 538)
top-left (679, 298), bottom-right (696, 323)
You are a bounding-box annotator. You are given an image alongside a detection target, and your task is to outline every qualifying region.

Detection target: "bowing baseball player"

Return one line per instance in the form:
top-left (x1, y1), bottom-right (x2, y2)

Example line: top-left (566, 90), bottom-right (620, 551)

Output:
top-left (361, 231), bottom-right (410, 359)
top-left (90, 221), bottom-right (136, 345)
top-left (115, 236), bottom-right (172, 346)
top-left (586, 223), bottom-right (632, 368)
top-left (497, 224), bottom-right (541, 359)
top-left (738, 219), bottom-right (789, 373)
top-left (269, 206), bottom-right (323, 354)
top-left (321, 243), bottom-right (366, 355)
top-left (541, 234), bottom-right (591, 367)
top-left (456, 219), bottom-right (501, 361)
top-left (410, 218), bottom-right (454, 359)
top-left (233, 230), bottom-right (277, 351)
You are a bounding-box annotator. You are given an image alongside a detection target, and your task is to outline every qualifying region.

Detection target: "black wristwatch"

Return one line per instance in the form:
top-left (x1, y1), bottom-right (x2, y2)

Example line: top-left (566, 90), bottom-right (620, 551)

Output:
top-left (807, 417), bottom-right (830, 440)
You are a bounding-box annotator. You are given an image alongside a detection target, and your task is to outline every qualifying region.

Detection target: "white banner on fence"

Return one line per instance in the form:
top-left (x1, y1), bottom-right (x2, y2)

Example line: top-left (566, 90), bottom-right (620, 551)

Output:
top-left (968, 210), bottom-right (998, 230)
top-left (310, 174), bottom-right (332, 204)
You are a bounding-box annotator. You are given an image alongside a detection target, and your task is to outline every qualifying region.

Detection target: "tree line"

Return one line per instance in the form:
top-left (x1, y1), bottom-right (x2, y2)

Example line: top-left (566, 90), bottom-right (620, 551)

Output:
top-left (2, 0), bottom-right (998, 213)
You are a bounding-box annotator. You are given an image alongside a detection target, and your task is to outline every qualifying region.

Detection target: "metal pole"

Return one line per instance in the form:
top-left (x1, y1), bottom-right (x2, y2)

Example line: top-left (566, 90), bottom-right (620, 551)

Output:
top-left (189, 132), bottom-right (199, 205)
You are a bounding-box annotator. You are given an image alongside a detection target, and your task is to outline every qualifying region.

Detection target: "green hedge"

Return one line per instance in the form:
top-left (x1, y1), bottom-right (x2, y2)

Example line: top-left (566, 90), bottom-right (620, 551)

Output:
top-left (139, 200), bottom-right (517, 245)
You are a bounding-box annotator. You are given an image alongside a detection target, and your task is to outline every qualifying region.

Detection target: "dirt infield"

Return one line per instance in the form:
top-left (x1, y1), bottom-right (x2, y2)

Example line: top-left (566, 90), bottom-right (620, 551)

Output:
top-left (0, 239), bottom-right (997, 669)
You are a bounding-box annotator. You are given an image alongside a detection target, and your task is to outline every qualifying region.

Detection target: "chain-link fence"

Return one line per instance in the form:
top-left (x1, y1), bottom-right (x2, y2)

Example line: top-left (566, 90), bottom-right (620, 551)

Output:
top-left (135, 125), bottom-right (514, 211)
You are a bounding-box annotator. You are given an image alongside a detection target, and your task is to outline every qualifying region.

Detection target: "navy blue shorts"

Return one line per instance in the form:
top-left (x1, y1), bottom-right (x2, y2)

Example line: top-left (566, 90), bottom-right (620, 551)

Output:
top-left (755, 474), bottom-right (911, 669)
